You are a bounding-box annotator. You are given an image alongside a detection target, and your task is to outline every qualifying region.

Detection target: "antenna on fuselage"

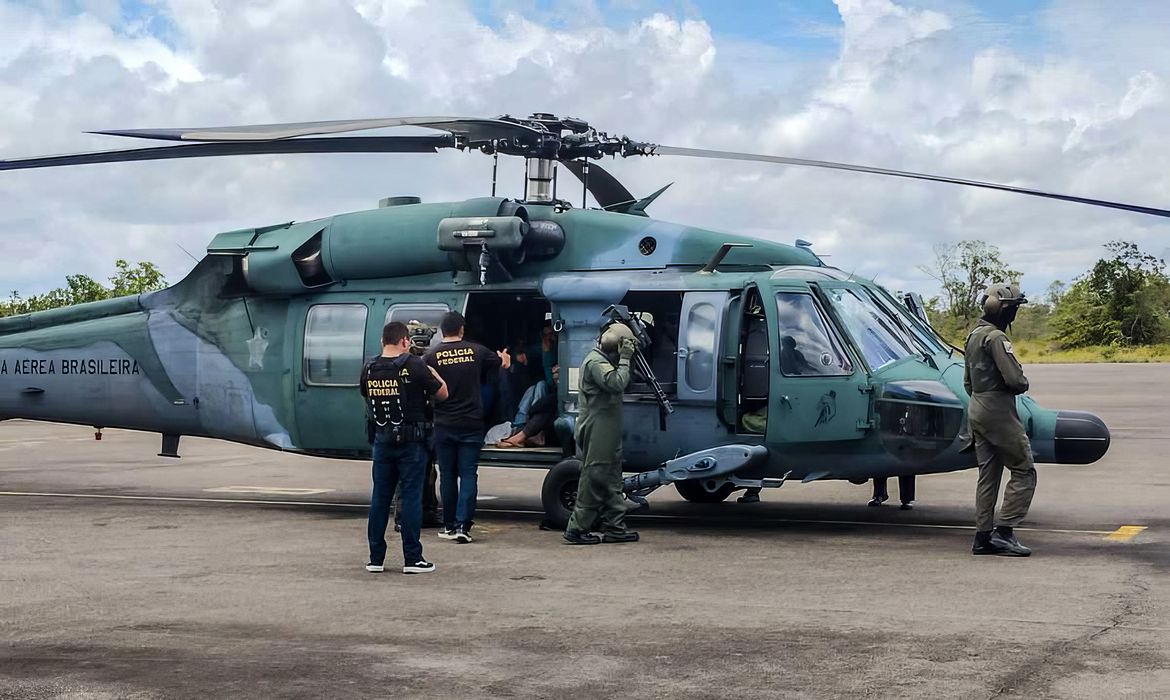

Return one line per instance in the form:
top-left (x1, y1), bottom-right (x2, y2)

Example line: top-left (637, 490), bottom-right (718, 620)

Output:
top-left (699, 242), bottom-right (752, 274)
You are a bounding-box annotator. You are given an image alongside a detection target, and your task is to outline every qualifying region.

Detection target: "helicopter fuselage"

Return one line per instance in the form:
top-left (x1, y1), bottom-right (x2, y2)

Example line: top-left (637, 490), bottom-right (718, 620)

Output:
top-left (0, 197), bottom-right (1110, 487)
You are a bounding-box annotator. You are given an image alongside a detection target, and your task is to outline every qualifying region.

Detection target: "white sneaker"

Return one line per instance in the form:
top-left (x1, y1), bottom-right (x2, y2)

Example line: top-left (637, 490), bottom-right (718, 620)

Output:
top-left (365, 562), bottom-right (384, 573)
top-left (403, 560), bottom-right (436, 574)
top-left (438, 528), bottom-right (458, 540)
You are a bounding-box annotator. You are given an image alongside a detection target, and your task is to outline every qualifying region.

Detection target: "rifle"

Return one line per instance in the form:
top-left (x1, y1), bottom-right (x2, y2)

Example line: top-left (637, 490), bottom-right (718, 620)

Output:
top-left (602, 304), bottom-right (675, 430)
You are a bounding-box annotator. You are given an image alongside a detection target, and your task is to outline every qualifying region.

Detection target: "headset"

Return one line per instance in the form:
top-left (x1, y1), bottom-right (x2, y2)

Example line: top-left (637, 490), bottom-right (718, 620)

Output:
top-left (981, 283), bottom-right (1027, 316)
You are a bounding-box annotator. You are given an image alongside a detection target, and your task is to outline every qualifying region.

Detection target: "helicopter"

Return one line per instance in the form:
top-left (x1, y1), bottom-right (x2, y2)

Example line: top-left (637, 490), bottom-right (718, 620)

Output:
top-left (0, 112), bottom-right (1137, 529)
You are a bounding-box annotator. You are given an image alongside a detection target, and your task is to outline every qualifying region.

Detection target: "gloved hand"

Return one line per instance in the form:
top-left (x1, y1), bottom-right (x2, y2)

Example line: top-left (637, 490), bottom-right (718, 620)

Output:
top-left (619, 336), bottom-right (637, 360)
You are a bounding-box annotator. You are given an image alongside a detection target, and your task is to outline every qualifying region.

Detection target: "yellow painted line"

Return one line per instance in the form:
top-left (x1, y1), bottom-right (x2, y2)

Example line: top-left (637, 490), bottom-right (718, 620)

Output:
top-left (204, 486), bottom-right (335, 496)
top-left (1104, 525), bottom-right (1147, 542)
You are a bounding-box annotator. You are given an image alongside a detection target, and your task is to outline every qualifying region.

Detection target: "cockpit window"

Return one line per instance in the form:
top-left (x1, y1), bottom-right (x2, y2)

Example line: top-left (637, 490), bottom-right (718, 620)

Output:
top-left (775, 293), bottom-right (852, 376)
top-left (867, 288), bottom-right (946, 355)
top-left (823, 287), bottom-right (916, 371)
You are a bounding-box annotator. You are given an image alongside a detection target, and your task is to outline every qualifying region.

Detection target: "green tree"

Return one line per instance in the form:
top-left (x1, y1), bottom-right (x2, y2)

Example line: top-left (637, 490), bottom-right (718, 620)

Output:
top-left (1051, 241), bottom-right (1170, 347)
top-left (921, 240), bottom-right (1022, 337)
top-left (109, 260), bottom-right (166, 296)
top-left (0, 260), bottom-right (167, 318)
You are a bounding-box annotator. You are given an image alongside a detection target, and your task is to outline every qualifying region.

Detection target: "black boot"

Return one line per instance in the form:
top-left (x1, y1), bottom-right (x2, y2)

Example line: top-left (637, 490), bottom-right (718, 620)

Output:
top-left (563, 529), bottom-right (601, 545)
top-left (972, 530), bottom-right (1008, 555)
top-left (991, 526), bottom-right (1032, 557)
top-left (601, 529), bottom-right (640, 543)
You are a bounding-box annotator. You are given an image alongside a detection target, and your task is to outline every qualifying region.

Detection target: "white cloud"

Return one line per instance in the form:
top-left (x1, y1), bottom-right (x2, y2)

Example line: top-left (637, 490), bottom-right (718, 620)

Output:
top-left (1, 0), bottom-right (1169, 303)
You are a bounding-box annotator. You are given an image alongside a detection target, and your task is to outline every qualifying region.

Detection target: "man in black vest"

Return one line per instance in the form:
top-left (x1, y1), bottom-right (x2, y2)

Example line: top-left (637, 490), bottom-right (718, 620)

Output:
top-left (362, 322), bottom-right (448, 574)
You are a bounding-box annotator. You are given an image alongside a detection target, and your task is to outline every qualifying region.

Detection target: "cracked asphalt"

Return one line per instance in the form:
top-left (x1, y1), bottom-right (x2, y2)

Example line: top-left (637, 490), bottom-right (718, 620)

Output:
top-left (0, 365), bottom-right (1167, 699)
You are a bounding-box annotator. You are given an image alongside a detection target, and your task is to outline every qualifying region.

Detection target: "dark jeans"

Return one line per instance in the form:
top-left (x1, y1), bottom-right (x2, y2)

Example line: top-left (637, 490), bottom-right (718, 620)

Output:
top-left (434, 425), bottom-right (484, 530)
top-left (394, 457), bottom-right (439, 525)
top-left (873, 475), bottom-right (916, 504)
top-left (368, 440), bottom-right (427, 566)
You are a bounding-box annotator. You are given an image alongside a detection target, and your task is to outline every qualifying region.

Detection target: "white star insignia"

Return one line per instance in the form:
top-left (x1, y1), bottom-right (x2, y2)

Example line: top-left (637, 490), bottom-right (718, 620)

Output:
top-left (246, 327), bottom-right (269, 370)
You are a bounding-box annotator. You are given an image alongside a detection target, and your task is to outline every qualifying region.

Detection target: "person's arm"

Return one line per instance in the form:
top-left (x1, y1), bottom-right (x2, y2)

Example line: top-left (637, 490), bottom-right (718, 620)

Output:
top-left (359, 361), bottom-right (370, 398)
top-left (962, 356), bottom-right (972, 396)
top-left (541, 331), bottom-right (556, 386)
top-left (542, 348), bottom-right (556, 386)
top-left (476, 343), bottom-right (503, 376)
top-left (587, 342), bottom-right (634, 394)
top-left (423, 361), bottom-right (449, 401)
top-left (989, 334), bottom-right (1029, 395)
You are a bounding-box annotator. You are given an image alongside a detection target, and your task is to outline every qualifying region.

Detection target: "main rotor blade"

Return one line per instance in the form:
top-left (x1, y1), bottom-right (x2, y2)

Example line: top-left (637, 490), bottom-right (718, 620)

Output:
top-left (91, 116), bottom-right (544, 143)
top-left (559, 159), bottom-right (636, 211)
top-left (0, 136), bottom-right (455, 171)
top-left (653, 145), bottom-right (1170, 219)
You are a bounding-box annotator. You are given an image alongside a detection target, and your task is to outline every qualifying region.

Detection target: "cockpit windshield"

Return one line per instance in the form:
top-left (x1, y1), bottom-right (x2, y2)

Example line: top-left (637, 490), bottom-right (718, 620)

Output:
top-left (867, 287), bottom-right (948, 355)
top-left (822, 287), bottom-right (917, 371)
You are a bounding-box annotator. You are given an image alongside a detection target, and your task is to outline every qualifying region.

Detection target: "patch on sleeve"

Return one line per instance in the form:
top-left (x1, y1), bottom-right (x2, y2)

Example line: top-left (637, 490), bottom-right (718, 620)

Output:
top-left (1002, 340), bottom-right (1015, 355)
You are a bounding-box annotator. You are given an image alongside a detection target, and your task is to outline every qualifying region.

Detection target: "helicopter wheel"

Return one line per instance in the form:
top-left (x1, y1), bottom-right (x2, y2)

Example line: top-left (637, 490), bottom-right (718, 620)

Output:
top-left (541, 458), bottom-right (581, 530)
top-left (675, 479), bottom-right (736, 504)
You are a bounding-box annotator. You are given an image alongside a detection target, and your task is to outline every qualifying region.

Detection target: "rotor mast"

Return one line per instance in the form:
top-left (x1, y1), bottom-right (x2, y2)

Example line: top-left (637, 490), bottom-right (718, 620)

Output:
top-left (524, 158), bottom-right (555, 204)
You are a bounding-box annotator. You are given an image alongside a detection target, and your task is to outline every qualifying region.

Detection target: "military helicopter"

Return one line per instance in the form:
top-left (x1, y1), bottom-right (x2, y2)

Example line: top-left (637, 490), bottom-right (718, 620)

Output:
top-left (0, 112), bottom-right (1141, 528)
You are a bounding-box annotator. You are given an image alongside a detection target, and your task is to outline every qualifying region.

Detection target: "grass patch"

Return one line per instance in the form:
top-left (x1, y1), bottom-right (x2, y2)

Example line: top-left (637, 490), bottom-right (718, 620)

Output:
top-left (1010, 340), bottom-right (1170, 363)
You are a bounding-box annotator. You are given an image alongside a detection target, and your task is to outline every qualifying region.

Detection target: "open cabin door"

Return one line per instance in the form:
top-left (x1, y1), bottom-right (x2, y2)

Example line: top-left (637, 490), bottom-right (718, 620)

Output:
top-left (766, 288), bottom-right (872, 443)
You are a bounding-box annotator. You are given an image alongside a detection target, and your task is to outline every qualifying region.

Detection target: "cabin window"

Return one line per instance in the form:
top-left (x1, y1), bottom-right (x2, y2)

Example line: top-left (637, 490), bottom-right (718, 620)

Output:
top-left (384, 303), bottom-right (449, 327)
top-left (774, 293), bottom-right (852, 377)
top-left (304, 304), bottom-right (368, 386)
top-left (683, 301), bottom-right (717, 392)
top-left (385, 303), bottom-right (449, 355)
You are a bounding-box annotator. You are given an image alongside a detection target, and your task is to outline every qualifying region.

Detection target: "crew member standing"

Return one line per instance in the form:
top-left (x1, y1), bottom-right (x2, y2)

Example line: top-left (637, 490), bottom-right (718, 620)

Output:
top-left (425, 311), bottom-right (508, 543)
top-left (563, 322), bottom-right (640, 545)
top-left (362, 322), bottom-right (447, 574)
top-left (964, 283), bottom-right (1035, 557)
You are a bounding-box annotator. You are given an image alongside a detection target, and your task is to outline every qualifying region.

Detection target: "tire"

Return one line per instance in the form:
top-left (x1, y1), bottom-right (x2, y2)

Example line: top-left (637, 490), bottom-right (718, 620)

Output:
top-left (541, 459), bottom-right (582, 530)
top-left (675, 479), bottom-right (736, 504)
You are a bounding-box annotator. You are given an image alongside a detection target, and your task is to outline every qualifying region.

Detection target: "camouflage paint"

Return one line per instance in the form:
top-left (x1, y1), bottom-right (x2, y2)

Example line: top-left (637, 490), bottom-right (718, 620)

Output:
top-left (0, 198), bottom-right (1106, 477)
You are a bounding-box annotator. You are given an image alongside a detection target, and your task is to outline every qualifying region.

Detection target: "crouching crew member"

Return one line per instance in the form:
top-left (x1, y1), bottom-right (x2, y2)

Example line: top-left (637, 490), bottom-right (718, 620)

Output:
top-left (964, 283), bottom-right (1035, 557)
top-left (564, 322), bottom-right (640, 545)
top-left (363, 321), bottom-right (448, 574)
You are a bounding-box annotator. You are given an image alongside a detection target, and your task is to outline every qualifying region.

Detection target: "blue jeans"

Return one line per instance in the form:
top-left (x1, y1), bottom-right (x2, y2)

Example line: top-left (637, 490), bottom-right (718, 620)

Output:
top-left (434, 426), bottom-right (484, 530)
top-left (368, 440), bottom-right (427, 565)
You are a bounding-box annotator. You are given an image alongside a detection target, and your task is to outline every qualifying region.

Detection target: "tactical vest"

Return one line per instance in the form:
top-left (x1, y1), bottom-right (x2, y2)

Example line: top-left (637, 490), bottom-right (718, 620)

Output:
top-left (363, 355), bottom-right (427, 444)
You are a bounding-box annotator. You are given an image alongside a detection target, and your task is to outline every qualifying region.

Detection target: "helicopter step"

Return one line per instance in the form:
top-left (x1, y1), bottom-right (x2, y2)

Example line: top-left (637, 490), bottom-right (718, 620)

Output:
top-left (540, 444), bottom-right (769, 530)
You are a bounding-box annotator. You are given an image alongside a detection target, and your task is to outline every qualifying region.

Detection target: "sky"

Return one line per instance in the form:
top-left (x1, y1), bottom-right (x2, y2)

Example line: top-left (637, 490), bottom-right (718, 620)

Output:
top-left (3, 0), bottom-right (1170, 300)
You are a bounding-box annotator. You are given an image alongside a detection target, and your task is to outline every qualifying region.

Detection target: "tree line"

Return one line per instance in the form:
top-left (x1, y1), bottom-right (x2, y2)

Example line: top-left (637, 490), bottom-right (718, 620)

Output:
top-left (921, 240), bottom-right (1170, 348)
top-left (0, 260), bottom-right (167, 318)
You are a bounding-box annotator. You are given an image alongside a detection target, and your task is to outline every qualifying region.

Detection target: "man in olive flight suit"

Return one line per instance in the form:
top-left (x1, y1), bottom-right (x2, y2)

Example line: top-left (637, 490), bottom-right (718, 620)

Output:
top-left (964, 283), bottom-right (1035, 557)
top-left (563, 322), bottom-right (640, 545)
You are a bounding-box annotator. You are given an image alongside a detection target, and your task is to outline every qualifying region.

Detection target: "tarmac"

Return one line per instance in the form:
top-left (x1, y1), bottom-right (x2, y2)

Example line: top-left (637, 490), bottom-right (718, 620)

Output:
top-left (0, 364), bottom-right (1166, 699)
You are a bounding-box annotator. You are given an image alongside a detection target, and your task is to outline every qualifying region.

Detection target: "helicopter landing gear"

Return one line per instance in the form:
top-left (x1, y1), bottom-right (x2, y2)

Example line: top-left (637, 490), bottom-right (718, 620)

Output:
top-left (540, 445), bottom-right (773, 527)
top-left (540, 458), bottom-right (581, 530)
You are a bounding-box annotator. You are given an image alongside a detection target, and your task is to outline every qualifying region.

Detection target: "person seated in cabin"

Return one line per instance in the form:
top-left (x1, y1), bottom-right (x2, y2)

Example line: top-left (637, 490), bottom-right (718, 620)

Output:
top-left (497, 363), bottom-right (560, 448)
top-left (737, 405), bottom-right (767, 503)
top-left (779, 335), bottom-right (817, 375)
top-left (497, 341), bottom-right (538, 425)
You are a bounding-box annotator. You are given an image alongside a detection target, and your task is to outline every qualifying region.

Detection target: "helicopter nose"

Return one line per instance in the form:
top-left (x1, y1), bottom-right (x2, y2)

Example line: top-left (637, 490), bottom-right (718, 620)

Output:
top-left (1054, 411), bottom-right (1110, 464)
